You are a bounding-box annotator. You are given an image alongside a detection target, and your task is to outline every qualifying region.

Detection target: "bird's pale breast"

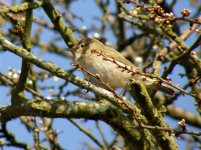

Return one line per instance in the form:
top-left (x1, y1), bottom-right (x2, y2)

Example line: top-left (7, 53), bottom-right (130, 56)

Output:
top-left (78, 50), bottom-right (131, 89)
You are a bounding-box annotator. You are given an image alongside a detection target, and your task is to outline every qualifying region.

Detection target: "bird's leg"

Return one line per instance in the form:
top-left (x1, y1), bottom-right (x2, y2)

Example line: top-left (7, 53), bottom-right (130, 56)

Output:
top-left (119, 87), bottom-right (128, 97)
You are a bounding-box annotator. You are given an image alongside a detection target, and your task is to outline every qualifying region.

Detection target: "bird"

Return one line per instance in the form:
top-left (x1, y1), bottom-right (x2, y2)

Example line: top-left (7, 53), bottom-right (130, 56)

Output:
top-left (70, 38), bottom-right (175, 95)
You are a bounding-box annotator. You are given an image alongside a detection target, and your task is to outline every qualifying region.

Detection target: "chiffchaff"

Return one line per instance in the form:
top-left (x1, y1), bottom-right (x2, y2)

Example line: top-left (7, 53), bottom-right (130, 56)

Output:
top-left (70, 38), bottom-right (174, 95)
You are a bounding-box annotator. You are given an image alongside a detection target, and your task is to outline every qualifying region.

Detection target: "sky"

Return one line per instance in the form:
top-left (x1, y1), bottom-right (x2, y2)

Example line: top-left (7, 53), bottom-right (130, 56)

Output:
top-left (0, 0), bottom-right (200, 149)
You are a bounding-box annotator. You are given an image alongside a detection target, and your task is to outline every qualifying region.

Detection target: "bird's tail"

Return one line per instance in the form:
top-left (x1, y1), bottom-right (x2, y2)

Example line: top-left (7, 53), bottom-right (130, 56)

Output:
top-left (157, 84), bottom-right (175, 95)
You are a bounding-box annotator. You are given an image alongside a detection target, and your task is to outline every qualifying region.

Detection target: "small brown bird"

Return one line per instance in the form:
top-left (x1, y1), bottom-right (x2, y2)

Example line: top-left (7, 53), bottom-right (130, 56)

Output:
top-left (70, 38), bottom-right (174, 95)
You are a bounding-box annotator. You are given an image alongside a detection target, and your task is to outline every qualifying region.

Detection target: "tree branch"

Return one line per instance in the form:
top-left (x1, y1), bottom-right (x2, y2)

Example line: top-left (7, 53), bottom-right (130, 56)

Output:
top-left (0, 99), bottom-right (152, 149)
top-left (42, 0), bottom-right (77, 47)
top-left (167, 105), bottom-right (201, 128)
top-left (0, 1), bottom-right (44, 13)
top-left (12, 0), bottom-right (33, 104)
top-left (130, 80), bottom-right (178, 150)
top-left (0, 34), bottom-right (142, 120)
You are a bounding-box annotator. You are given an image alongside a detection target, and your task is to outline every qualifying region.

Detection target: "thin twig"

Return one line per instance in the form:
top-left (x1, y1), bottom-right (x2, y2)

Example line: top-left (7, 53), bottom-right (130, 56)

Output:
top-left (68, 119), bottom-right (107, 150)
top-left (90, 49), bottom-right (200, 100)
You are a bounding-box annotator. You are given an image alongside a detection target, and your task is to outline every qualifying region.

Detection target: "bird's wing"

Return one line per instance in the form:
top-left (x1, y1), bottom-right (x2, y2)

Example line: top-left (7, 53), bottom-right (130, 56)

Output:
top-left (102, 45), bottom-right (135, 67)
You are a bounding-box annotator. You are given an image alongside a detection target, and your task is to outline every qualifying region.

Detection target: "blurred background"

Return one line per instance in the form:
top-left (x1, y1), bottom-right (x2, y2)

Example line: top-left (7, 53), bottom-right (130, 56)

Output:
top-left (0, 0), bottom-right (201, 149)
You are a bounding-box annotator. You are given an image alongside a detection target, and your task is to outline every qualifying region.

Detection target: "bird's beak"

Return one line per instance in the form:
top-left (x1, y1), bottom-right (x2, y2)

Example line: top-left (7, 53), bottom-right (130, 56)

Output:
top-left (68, 45), bottom-right (79, 59)
top-left (68, 46), bottom-right (76, 52)
top-left (68, 45), bottom-right (77, 56)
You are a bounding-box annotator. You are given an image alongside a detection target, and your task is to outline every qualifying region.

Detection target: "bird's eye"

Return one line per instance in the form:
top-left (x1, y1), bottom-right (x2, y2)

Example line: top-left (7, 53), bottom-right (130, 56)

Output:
top-left (80, 44), bottom-right (85, 48)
